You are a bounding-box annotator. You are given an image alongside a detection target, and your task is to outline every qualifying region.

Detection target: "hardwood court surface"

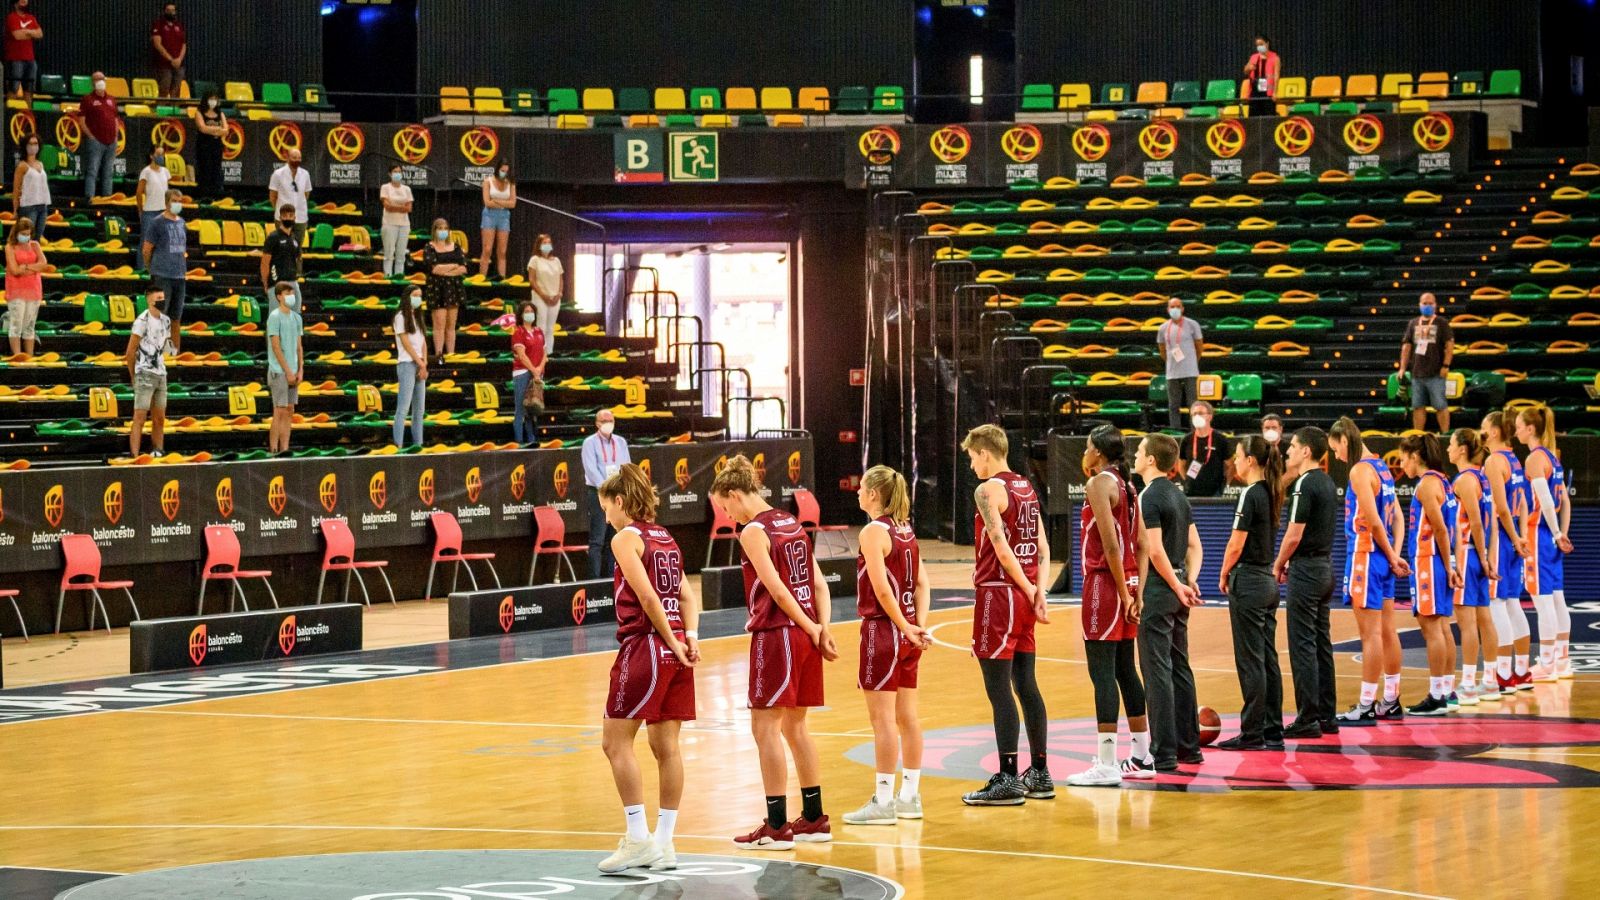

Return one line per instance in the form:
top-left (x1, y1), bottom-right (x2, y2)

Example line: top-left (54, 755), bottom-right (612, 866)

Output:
top-left (2, 545), bottom-right (1598, 898)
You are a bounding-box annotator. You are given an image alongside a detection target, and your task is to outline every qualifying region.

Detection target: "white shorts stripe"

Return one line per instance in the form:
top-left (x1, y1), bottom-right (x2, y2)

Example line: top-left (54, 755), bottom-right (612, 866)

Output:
top-left (623, 635), bottom-right (661, 719)
top-left (763, 630), bottom-right (794, 708)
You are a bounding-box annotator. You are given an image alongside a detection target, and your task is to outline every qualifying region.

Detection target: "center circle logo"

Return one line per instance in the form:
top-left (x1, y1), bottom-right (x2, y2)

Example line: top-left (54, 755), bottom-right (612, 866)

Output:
top-left (392, 123), bottom-right (432, 165)
top-left (221, 119), bottom-right (246, 161)
top-left (857, 125), bottom-right (900, 164)
top-left (325, 122), bottom-right (365, 164)
top-left (1274, 115), bottom-right (1315, 157)
top-left (1000, 124), bottom-right (1043, 163)
top-left (1071, 123), bottom-right (1111, 162)
top-left (1138, 120), bottom-right (1179, 160)
top-left (150, 119), bottom-right (186, 155)
top-left (268, 122), bottom-right (303, 162)
top-left (459, 126), bottom-right (499, 166)
top-left (1413, 111), bottom-right (1455, 152)
top-left (1342, 114), bottom-right (1386, 155)
top-left (928, 125), bottom-right (971, 164)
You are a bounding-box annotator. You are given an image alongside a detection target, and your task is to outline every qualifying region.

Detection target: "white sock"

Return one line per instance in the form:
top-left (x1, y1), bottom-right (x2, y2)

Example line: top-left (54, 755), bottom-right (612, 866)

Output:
top-left (1554, 590), bottom-right (1571, 634)
top-left (874, 772), bottom-right (894, 806)
top-left (1444, 674), bottom-right (1455, 694)
top-left (1555, 638), bottom-right (1569, 662)
top-left (624, 804), bottom-right (648, 842)
top-left (1462, 664), bottom-right (1476, 688)
top-left (1497, 656), bottom-right (1513, 680)
top-left (899, 769), bottom-right (921, 802)
top-left (654, 808), bottom-right (678, 845)
top-left (1097, 733), bottom-right (1117, 768)
top-left (1533, 594), bottom-right (1557, 664)
top-left (1514, 654), bottom-right (1529, 675)
top-left (1359, 681), bottom-right (1378, 706)
top-left (1130, 730), bottom-right (1151, 761)
top-left (1383, 674), bottom-right (1401, 703)
top-left (1482, 661), bottom-right (1497, 685)
top-left (1428, 677), bottom-right (1443, 699)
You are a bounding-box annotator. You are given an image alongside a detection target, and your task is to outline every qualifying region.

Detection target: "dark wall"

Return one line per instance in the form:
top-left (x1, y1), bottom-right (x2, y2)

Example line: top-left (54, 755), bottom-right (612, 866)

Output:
top-left (418, 0), bottom-right (914, 93)
top-left (21, 0), bottom-right (321, 88)
top-left (1018, 0), bottom-right (1541, 95)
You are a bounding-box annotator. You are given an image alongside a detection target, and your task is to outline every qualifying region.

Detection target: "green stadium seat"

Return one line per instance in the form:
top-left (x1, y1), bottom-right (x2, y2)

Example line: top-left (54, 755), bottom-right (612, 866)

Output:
top-left (260, 82), bottom-right (293, 106)
top-left (1226, 374), bottom-right (1263, 403)
top-left (1487, 69), bottom-right (1521, 96)
top-left (1020, 83), bottom-right (1054, 110)
top-left (1203, 79), bottom-right (1237, 101)
top-left (71, 75), bottom-right (93, 95)
top-left (1186, 105), bottom-right (1218, 118)
top-left (301, 83), bottom-right (331, 108)
top-left (37, 73), bottom-right (65, 96)
top-left (1169, 81), bottom-right (1201, 103)
top-left (1099, 83), bottom-right (1131, 104)
top-left (836, 85), bottom-right (868, 114)
top-left (872, 85), bottom-right (904, 112)
top-left (1363, 101), bottom-right (1394, 113)
top-left (617, 88), bottom-right (650, 113)
top-left (737, 114), bottom-right (768, 127)
top-left (509, 88), bottom-right (540, 114)
top-left (192, 79), bottom-right (217, 101)
top-left (1325, 101), bottom-right (1360, 115)
top-left (83, 294), bottom-right (109, 324)
top-left (663, 114), bottom-right (697, 127)
top-left (688, 87), bottom-right (722, 110)
top-left (545, 88), bottom-right (580, 113)
top-left (1289, 102), bottom-right (1321, 115)
top-left (310, 223), bottom-right (335, 250)
top-left (1453, 71), bottom-right (1484, 95)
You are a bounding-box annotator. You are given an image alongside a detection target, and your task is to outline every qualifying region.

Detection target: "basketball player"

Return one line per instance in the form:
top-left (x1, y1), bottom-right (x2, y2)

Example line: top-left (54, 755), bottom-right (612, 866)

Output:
top-left (1448, 428), bottom-right (1500, 705)
top-left (843, 465), bottom-right (932, 825)
top-left (960, 424), bottom-right (1054, 805)
top-left (712, 455), bottom-right (837, 850)
top-left (1329, 417), bottom-right (1411, 725)
top-left (1216, 435), bottom-right (1286, 750)
top-left (1068, 425), bottom-right (1151, 786)
top-left (1482, 411), bottom-right (1533, 690)
top-left (1400, 434), bottom-right (1462, 717)
top-left (596, 463), bottom-right (701, 874)
top-left (1519, 406), bottom-right (1573, 680)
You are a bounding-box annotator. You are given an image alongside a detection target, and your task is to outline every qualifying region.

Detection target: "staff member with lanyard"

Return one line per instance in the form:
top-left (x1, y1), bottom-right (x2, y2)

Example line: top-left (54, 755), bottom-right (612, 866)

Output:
top-left (1242, 35), bottom-right (1280, 118)
top-left (1273, 426), bottom-right (1341, 739)
top-left (1179, 400), bottom-right (1232, 497)
top-left (582, 409), bottom-right (631, 579)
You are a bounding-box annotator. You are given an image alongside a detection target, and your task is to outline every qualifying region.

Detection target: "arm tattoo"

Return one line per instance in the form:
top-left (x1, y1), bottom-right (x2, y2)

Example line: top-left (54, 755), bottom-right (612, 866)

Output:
top-left (975, 484), bottom-right (1003, 540)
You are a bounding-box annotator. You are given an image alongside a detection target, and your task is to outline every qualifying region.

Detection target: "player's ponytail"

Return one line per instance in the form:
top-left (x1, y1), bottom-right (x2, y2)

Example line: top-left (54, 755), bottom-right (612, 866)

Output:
top-left (1518, 405), bottom-right (1558, 456)
top-left (1253, 435), bottom-right (1287, 524)
top-left (710, 454), bottom-right (761, 497)
top-left (1451, 427), bottom-right (1486, 466)
top-left (598, 462), bottom-right (659, 522)
top-left (1482, 409), bottom-right (1509, 445)
top-left (1088, 424), bottom-right (1136, 511)
top-left (861, 465), bottom-right (911, 524)
top-left (1400, 432), bottom-right (1447, 472)
top-left (1330, 416), bottom-right (1364, 460)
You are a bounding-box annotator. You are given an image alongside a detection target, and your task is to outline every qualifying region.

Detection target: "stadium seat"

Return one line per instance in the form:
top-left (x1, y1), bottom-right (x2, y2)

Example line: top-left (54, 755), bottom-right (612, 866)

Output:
top-left (617, 87), bottom-right (650, 113)
top-left (1186, 105), bottom-right (1218, 118)
top-left (654, 87), bottom-right (687, 111)
top-left (699, 114), bottom-right (733, 128)
top-left (705, 500), bottom-right (740, 567)
top-left (1059, 83), bottom-right (1091, 108)
top-left (1135, 81), bottom-right (1168, 104)
top-left (725, 87), bottom-right (757, 109)
top-left (796, 86), bottom-right (829, 111)
top-left (1397, 99), bottom-right (1430, 112)
top-left (793, 489), bottom-right (851, 555)
top-left (1020, 83), bottom-right (1055, 110)
top-left (104, 77), bottom-right (130, 98)
top-left (1452, 71), bottom-right (1484, 95)
top-left (1325, 101), bottom-right (1360, 115)
top-left (581, 87), bottom-right (616, 111)
top-left (1415, 72), bottom-right (1449, 98)
top-left (439, 86), bottom-right (471, 113)
top-left (131, 77), bottom-right (158, 99)
top-left (261, 82), bottom-right (294, 105)
top-left (1083, 109), bottom-right (1116, 122)
top-left (1170, 81), bottom-right (1201, 103)
top-left (545, 88), bottom-right (580, 113)
top-left (737, 113), bottom-right (768, 127)
top-left (37, 73), bottom-right (64, 96)
top-left (301, 83), bottom-right (331, 108)
top-left (224, 81), bottom-right (255, 103)
top-left (197, 524), bottom-right (277, 615)
top-left (760, 87), bottom-right (794, 111)
top-left (70, 75), bottom-right (92, 95)
top-left (554, 114), bottom-right (588, 129)
top-left (473, 87), bottom-right (510, 114)
top-left (1309, 75), bottom-right (1342, 99)
top-left (689, 86), bottom-right (722, 110)
top-left (1487, 69), bottom-right (1521, 96)
top-left (835, 85), bottom-right (868, 113)
top-left (1379, 72), bottom-right (1412, 98)
top-left (872, 85), bottom-right (904, 112)
top-left (1275, 77), bottom-right (1306, 99)
top-left (1203, 79), bottom-right (1237, 101)
top-left (1345, 74), bottom-right (1378, 98)
top-left (530, 506), bottom-right (584, 583)
top-left (1100, 83), bottom-right (1131, 104)
top-left (315, 518), bottom-right (395, 606)
top-left (508, 87), bottom-right (540, 114)
top-left (1289, 102), bottom-right (1321, 114)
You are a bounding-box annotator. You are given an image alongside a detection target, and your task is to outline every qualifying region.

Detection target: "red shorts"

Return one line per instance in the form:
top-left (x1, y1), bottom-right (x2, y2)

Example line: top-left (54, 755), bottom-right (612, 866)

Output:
top-left (1082, 569), bottom-right (1138, 642)
top-left (972, 582), bottom-right (1036, 660)
top-left (604, 633), bottom-right (696, 722)
top-left (749, 626), bottom-right (824, 709)
top-left (858, 617), bottom-right (922, 691)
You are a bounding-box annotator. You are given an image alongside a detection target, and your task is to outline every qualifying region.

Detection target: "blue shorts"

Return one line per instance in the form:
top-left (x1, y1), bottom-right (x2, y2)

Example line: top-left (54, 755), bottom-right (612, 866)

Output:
top-left (1410, 375), bottom-right (1448, 410)
top-left (1525, 526), bottom-right (1565, 596)
top-left (1412, 553), bottom-right (1453, 618)
top-left (480, 206), bottom-right (511, 232)
top-left (1456, 551), bottom-right (1491, 608)
top-left (1493, 526), bottom-right (1523, 600)
top-left (1344, 546), bottom-right (1394, 609)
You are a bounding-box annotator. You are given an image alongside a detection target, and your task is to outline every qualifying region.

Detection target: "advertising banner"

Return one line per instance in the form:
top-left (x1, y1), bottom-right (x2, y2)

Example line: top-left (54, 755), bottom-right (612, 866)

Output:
top-left (129, 602), bottom-right (362, 673)
top-left (447, 577), bottom-right (616, 639)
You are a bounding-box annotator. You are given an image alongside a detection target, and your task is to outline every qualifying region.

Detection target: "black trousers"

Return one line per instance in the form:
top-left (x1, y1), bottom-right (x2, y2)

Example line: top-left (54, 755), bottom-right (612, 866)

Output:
top-left (1228, 563), bottom-right (1283, 741)
top-left (1285, 557), bottom-right (1336, 724)
top-left (1166, 376), bottom-right (1196, 429)
top-left (586, 486), bottom-right (615, 579)
top-left (1138, 586), bottom-right (1199, 765)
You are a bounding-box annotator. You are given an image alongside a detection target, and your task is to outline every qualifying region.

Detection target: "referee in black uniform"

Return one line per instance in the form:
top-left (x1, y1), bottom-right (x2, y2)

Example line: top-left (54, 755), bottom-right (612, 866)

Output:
top-left (1217, 436), bottom-right (1286, 750)
top-left (1272, 426), bottom-right (1340, 739)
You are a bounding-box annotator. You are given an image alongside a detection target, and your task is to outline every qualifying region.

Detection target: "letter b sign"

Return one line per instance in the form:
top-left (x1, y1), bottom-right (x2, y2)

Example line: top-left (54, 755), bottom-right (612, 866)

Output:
top-left (613, 132), bottom-right (664, 183)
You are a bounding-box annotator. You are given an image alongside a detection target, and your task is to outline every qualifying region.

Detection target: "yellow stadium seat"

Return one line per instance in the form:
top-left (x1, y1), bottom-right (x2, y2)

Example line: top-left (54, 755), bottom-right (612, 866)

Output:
top-left (760, 87), bottom-right (794, 111)
top-left (1135, 81), bottom-right (1168, 104)
top-left (473, 87), bottom-right (510, 114)
top-left (131, 78), bottom-right (159, 99)
top-left (1416, 71), bottom-right (1450, 98)
top-left (245, 108), bottom-right (274, 121)
top-left (797, 86), bottom-right (829, 111)
top-left (772, 114), bottom-right (804, 127)
top-left (194, 219), bottom-right (221, 245)
top-left (725, 87), bottom-right (757, 110)
top-left (654, 87), bottom-right (687, 111)
top-left (555, 114), bottom-right (589, 129)
top-left (105, 77), bottom-right (131, 98)
top-left (221, 219), bottom-right (244, 246)
top-left (1275, 77), bottom-right (1307, 99)
top-left (1059, 84), bottom-right (1091, 108)
top-left (165, 154), bottom-right (188, 183)
top-left (699, 114), bottom-right (733, 128)
top-left (1397, 99), bottom-right (1430, 112)
top-left (224, 81), bottom-right (255, 103)
top-left (123, 103), bottom-right (153, 118)
top-left (1153, 106), bottom-right (1184, 119)
top-left (581, 88), bottom-right (615, 111)
top-left (439, 86), bottom-right (471, 113)
top-left (1380, 72), bottom-right (1412, 98)
top-left (178, 80), bottom-right (191, 99)
top-left (1084, 109), bottom-right (1116, 122)
top-left (1308, 75), bottom-right (1342, 99)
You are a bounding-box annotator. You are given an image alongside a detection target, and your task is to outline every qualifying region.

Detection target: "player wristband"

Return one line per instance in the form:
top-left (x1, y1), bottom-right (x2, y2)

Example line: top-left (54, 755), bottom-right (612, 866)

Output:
top-left (684, 630), bottom-right (698, 640)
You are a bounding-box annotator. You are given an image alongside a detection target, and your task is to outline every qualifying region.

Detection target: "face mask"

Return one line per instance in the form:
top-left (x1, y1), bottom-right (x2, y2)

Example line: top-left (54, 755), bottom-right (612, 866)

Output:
top-left (1263, 428), bottom-right (1282, 444)
top-left (599, 422), bottom-right (615, 437)
top-left (1420, 304), bottom-right (1436, 317)
top-left (521, 312), bottom-right (536, 325)
top-left (1168, 307), bottom-right (1181, 320)
top-left (166, 11), bottom-right (177, 20)
top-left (94, 80), bottom-right (106, 92)
top-left (168, 201), bottom-right (183, 214)
top-left (207, 99), bottom-right (218, 109)
top-left (16, 233), bottom-right (30, 244)
top-left (280, 219), bottom-right (294, 229)
top-left (409, 293), bottom-right (423, 309)
top-left (540, 242), bottom-right (553, 254)
top-left (390, 172), bottom-right (402, 183)
top-left (153, 155), bottom-right (165, 167)
top-left (498, 169), bottom-right (509, 179)
top-left (280, 294), bottom-right (297, 310)
top-left (436, 229), bottom-right (450, 241)
top-left (1192, 414), bottom-right (1209, 430)
top-left (1256, 44), bottom-right (1266, 53)
top-left (152, 301), bottom-right (166, 313)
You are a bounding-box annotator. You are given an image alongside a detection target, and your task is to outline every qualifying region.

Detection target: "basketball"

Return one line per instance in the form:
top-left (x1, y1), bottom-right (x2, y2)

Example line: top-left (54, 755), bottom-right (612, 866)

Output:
top-left (1198, 706), bottom-right (1222, 745)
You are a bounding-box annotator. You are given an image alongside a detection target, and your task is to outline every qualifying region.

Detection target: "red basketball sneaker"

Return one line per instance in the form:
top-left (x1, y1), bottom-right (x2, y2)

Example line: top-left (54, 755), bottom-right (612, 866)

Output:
top-left (789, 814), bottom-right (833, 843)
top-left (733, 821), bottom-right (795, 851)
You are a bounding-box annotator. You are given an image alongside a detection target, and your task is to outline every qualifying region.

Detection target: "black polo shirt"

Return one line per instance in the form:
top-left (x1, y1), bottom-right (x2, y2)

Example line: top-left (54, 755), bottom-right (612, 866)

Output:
top-left (1286, 468), bottom-right (1337, 558)
top-left (262, 226), bottom-right (301, 286)
top-left (1231, 481), bottom-right (1275, 566)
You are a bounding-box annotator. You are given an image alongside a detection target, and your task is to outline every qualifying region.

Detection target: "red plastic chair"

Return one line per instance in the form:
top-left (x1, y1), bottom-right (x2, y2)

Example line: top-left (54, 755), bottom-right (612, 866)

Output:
top-left (424, 510), bottom-right (501, 599)
top-left (56, 533), bottom-right (141, 634)
top-left (0, 587), bottom-right (26, 641)
top-left (531, 505), bottom-right (585, 584)
top-left (705, 499), bottom-right (740, 568)
top-left (794, 488), bottom-right (851, 556)
top-left (316, 518), bottom-right (396, 606)
top-left (198, 524), bottom-right (278, 614)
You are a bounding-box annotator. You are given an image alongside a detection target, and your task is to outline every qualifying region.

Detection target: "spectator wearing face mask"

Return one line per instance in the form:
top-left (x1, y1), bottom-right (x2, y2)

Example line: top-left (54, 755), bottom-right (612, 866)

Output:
top-left (422, 217), bottom-right (467, 365)
top-left (478, 160), bottom-right (515, 280)
top-left (510, 299), bottom-right (547, 445)
top-left (135, 149), bottom-right (171, 272)
top-left (1179, 400), bottom-right (1233, 497)
top-left (525, 233), bottom-right (562, 356)
top-left (5, 215), bottom-right (46, 358)
top-left (1157, 296), bottom-right (1204, 430)
top-left (379, 164), bottom-right (413, 278)
top-left (261, 203), bottom-right (302, 309)
top-left (268, 147), bottom-right (311, 250)
top-left (1242, 35), bottom-right (1280, 118)
top-left (193, 90), bottom-right (226, 199)
top-left (1399, 292), bottom-right (1453, 433)
top-left (142, 188), bottom-right (189, 346)
top-left (266, 281), bottom-right (303, 455)
top-left (126, 287), bottom-right (173, 458)
top-left (392, 287), bottom-right (428, 447)
top-left (582, 409), bottom-right (631, 578)
top-left (1260, 414), bottom-right (1284, 450)
top-left (76, 72), bottom-right (120, 200)
top-left (150, 2), bottom-right (186, 98)
top-left (11, 131), bottom-right (49, 238)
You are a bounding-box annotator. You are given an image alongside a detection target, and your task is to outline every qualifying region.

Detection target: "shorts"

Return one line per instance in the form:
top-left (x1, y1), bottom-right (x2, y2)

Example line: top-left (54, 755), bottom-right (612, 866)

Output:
top-left (972, 581), bottom-right (1036, 660)
top-left (1493, 525), bottom-right (1524, 600)
top-left (6, 59), bottom-right (37, 93)
top-left (1524, 524), bottom-right (1565, 596)
top-left (1456, 550), bottom-right (1491, 608)
top-left (268, 369), bottom-right (295, 408)
top-left (133, 369), bottom-right (167, 411)
top-left (858, 617), bottom-right (922, 691)
top-left (5, 297), bottom-right (40, 340)
top-left (1412, 553), bottom-right (1453, 618)
top-left (150, 275), bottom-right (187, 325)
top-left (1344, 545), bottom-right (1394, 610)
top-left (1410, 375), bottom-right (1448, 410)
top-left (604, 633), bottom-right (696, 722)
top-left (1082, 568), bottom-right (1138, 642)
top-left (749, 626), bottom-right (824, 709)
top-left (480, 207), bottom-right (511, 232)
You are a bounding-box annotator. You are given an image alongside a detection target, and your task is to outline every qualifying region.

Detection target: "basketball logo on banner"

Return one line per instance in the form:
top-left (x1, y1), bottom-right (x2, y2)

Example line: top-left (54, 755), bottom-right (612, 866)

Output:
top-left (103, 481), bottom-right (124, 525)
top-left (369, 470), bottom-right (388, 510)
top-left (553, 461), bottom-right (570, 499)
top-left (1274, 116), bottom-right (1315, 157)
top-left (319, 473), bottom-right (338, 513)
top-left (509, 464), bottom-right (526, 501)
top-left (393, 124), bottom-right (432, 164)
top-left (858, 126), bottom-right (900, 164)
top-left (221, 119), bottom-right (245, 161)
top-left (638, 458), bottom-right (652, 483)
top-left (44, 483), bottom-right (64, 529)
top-left (1206, 119), bottom-right (1246, 158)
top-left (9, 109), bottom-right (36, 144)
top-left (1138, 121), bottom-right (1179, 160)
top-left (267, 475), bottom-right (288, 516)
top-left (929, 125), bottom-right (972, 164)
top-left (787, 451), bottom-right (803, 484)
top-left (1001, 124), bottom-right (1043, 163)
top-left (465, 466), bottom-right (483, 503)
top-left (114, 120), bottom-right (127, 155)
top-left (188, 624), bottom-right (208, 666)
top-left (215, 477), bottom-right (234, 519)
top-left (150, 119), bottom-right (185, 154)
top-left (675, 457), bottom-right (692, 490)
top-left (268, 122), bottom-right (303, 162)
top-left (53, 114), bottom-right (80, 152)
top-left (325, 123), bottom-right (365, 164)
top-left (571, 588), bottom-right (588, 625)
top-left (160, 480), bottom-right (181, 522)
top-left (418, 468), bottom-right (436, 506)
top-left (459, 126), bottom-right (499, 166)
top-left (1412, 112), bottom-right (1455, 152)
top-left (1071, 124), bottom-right (1111, 162)
top-left (278, 615), bottom-right (297, 656)
top-left (1342, 114), bottom-right (1385, 155)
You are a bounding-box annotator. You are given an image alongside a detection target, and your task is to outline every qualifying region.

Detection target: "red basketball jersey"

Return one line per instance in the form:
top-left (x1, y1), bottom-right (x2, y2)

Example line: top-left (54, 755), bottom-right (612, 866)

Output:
top-left (742, 508), bottom-right (818, 632)
top-left (1081, 469), bottom-right (1137, 575)
top-left (973, 472), bottom-right (1041, 585)
top-left (856, 515), bottom-right (920, 621)
top-left (613, 521), bottom-right (685, 640)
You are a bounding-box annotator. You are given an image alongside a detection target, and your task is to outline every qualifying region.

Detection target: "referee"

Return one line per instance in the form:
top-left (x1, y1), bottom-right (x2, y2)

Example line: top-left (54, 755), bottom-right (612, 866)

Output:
top-left (1272, 426), bottom-right (1340, 739)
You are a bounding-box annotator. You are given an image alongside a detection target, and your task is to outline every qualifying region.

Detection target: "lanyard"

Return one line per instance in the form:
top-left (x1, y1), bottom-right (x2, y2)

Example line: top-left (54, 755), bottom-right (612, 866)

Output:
top-left (600, 435), bottom-right (616, 464)
top-left (1191, 429), bottom-right (1213, 462)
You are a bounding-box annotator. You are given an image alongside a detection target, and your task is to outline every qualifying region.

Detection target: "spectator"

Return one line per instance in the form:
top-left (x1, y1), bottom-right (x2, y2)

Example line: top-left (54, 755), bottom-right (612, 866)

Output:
top-left (193, 89), bottom-right (225, 199)
top-left (1260, 413), bottom-right (1284, 451)
top-left (267, 147), bottom-right (311, 251)
top-left (1157, 296), bottom-right (1203, 430)
top-left (124, 287), bottom-right (172, 458)
top-left (582, 408), bottom-right (631, 578)
top-left (511, 298), bottom-right (546, 445)
top-left (266, 281), bottom-right (302, 455)
top-left (4, 216), bottom-right (45, 358)
top-left (150, 2), bottom-right (186, 98)
top-left (142, 187), bottom-right (188, 349)
top-left (1399, 292), bottom-right (1453, 432)
top-left (134, 147), bottom-right (170, 271)
top-left (3, 0), bottom-right (41, 105)
top-left (11, 131), bottom-right (49, 238)
top-left (526, 232), bottom-right (562, 356)
top-left (1179, 399), bottom-right (1232, 497)
top-left (421, 217), bottom-right (466, 366)
top-left (378, 163), bottom-right (412, 277)
top-left (392, 287), bottom-right (427, 447)
top-left (477, 160), bottom-right (515, 280)
top-left (260, 203), bottom-right (301, 308)
top-left (1242, 34), bottom-right (1280, 118)
top-left (77, 71), bottom-right (120, 200)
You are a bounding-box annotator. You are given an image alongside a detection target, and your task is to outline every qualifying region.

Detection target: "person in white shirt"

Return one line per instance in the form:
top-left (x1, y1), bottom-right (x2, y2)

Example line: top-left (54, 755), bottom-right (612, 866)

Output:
top-left (379, 164), bottom-right (413, 278)
top-left (11, 132), bottom-right (50, 238)
top-left (124, 287), bottom-right (173, 458)
top-left (267, 147), bottom-right (311, 256)
top-left (392, 287), bottom-right (428, 446)
top-left (582, 409), bottom-right (631, 578)
top-left (526, 233), bottom-right (563, 356)
top-left (134, 148), bottom-right (170, 272)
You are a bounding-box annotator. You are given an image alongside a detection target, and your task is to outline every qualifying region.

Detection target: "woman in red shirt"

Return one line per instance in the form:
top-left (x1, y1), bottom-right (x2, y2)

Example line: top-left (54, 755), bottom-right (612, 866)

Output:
top-left (1242, 35), bottom-right (1281, 118)
top-left (510, 299), bottom-right (546, 444)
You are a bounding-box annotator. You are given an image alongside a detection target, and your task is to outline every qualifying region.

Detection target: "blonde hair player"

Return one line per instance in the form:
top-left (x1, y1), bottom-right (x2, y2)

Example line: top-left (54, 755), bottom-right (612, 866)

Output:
top-left (841, 465), bottom-right (932, 826)
top-left (1399, 433), bottom-right (1462, 716)
top-left (1517, 406), bottom-right (1573, 681)
top-left (712, 455), bottom-right (838, 850)
top-left (1481, 411), bottom-right (1534, 691)
top-left (959, 424), bottom-right (1054, 806)
top-left (595, 463), bottom-right (701, 874)
top-left (1448, 428), bottom-right (1500, 705)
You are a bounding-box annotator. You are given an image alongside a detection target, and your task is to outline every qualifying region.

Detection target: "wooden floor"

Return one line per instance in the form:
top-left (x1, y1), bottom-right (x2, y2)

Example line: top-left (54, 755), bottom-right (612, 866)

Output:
top-left (3, 544), bottom-right (1598, 898)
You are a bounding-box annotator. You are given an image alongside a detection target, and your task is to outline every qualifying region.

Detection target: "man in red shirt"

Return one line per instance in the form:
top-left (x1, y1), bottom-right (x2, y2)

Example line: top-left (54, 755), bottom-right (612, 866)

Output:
top-left (150, 2), bottom-right (186, 98)
top-left (77, 72), bottom-right (120, 200)
top-left (4, 0), bottom-right (42, 104)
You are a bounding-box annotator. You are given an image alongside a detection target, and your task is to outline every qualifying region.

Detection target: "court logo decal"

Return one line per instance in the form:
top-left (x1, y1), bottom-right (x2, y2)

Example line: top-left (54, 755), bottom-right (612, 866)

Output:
top-left (103, 480), bottom-right (124, 525)
top-left (215, 477), bottom-right (234, 518)
top-left (160, 479), bottom-right (181, 522)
